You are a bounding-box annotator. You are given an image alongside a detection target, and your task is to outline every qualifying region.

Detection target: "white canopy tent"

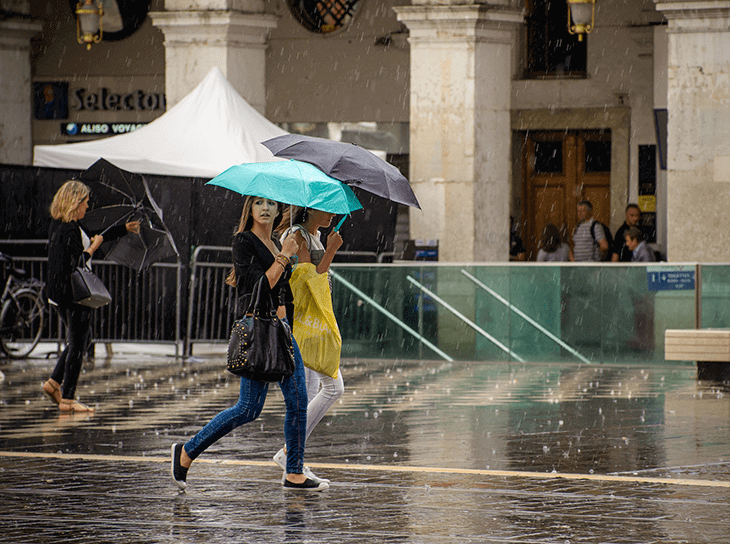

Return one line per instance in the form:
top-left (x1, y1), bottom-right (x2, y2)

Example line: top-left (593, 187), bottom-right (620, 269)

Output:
top-left (33, 67), bottom-right (286, 178)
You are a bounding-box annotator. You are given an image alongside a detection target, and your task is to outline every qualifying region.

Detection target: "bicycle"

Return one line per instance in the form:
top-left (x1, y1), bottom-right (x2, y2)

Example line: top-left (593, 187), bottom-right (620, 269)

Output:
top-left (0, 252), bottom-right (46, 358)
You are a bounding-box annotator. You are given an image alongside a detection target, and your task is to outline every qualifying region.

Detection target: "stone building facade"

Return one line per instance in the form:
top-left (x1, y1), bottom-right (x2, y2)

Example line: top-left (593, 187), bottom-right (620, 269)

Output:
top-left (2, 0), bottom-right (729, 262)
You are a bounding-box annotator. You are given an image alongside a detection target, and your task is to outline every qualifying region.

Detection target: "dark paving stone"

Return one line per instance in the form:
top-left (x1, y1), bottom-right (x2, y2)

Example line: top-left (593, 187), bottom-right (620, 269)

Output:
top-left (1, 351), bottom-right (730, 542)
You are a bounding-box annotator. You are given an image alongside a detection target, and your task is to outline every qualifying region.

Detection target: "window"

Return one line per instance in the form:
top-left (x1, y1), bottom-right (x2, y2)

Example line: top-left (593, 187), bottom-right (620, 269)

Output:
top-left (584, 140), bottom-right (611, 172)
top-left (534, 140), bottom-right (563, 173)
top-left (524, 0), bottom-right (587, 78)
top-left (286, 0), bottom-right (359, 34)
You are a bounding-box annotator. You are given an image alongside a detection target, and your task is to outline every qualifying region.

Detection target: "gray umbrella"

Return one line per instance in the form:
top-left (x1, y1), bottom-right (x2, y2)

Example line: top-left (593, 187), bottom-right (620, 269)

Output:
top-left (262, 134), bottom-right (420, 209)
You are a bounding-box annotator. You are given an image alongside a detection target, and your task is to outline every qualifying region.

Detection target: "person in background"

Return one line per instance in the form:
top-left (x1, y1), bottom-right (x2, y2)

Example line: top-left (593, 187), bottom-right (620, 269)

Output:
top-left (43, 180), bottom-right (139, 412)
top-left (510, 216), bottom-right (526, 261)
top-left (171, 196), bottom-right (329, 492)
top-left (612, 204), bottom-right (641, 262)
top-left (571, 200), bottom-right (608, 262)
top-left (625, 226), bottom-right (655, 262)
top-left (624, 225), bottom-right (656, 350)
top-left (537, 223), bottom-right (572, 262)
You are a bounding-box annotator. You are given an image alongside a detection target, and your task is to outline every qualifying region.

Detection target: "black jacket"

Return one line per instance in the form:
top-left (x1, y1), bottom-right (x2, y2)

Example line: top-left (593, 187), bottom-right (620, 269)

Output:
top-left (232, 231), bottom-right (293, 322)
top-left (46, 219), bottom-right (128, 307)
top-left (613, 222), bottom-right (635, 262)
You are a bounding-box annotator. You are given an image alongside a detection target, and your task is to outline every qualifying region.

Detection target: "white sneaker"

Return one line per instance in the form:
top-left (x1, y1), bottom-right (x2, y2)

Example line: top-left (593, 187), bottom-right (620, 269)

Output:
top-left (273, 447), bottom-right (286, 470)
top-left (304, 466), bottom-right (330, 485)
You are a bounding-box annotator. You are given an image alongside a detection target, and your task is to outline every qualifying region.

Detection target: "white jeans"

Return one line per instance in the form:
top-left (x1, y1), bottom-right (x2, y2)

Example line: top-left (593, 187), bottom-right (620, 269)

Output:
top-left (305, 366), bottom-right (344, 442)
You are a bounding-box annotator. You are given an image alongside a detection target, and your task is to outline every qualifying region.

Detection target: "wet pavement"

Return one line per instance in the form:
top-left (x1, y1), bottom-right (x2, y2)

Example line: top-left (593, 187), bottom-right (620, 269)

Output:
top-left (1, 345), bottom-right (730, 543)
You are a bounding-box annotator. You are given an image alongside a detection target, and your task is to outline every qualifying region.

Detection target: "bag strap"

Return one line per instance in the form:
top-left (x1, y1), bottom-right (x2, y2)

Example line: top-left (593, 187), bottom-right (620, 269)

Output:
top-left (286, 225), bottom-right (314, 253)
top-left (77, 254), bottom-right (90, 271)
top-left (246, 276), bottom-right (277, 317)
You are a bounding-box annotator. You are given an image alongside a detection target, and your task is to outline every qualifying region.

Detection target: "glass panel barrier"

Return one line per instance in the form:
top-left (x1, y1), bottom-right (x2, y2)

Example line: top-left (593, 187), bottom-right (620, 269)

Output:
top-left (701, 264), bottom-right (730, 328)
top-left (331, 263), bottom-right (701, 364)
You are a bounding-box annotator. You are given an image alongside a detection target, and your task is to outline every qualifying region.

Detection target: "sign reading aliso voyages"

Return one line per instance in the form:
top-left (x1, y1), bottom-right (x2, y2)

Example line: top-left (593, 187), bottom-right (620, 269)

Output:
top-left (61, 122), bottom-right (147, 136)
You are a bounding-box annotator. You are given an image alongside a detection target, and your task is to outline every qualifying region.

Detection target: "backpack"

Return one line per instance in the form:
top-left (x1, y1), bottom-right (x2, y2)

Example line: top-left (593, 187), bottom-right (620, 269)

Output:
top-left (590, 220), bottom-right (614, 261)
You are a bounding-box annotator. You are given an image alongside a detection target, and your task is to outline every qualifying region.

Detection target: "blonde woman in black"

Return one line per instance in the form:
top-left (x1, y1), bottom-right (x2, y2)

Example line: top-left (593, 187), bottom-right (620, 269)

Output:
top-left (43, 180), bottom-right (139, 412)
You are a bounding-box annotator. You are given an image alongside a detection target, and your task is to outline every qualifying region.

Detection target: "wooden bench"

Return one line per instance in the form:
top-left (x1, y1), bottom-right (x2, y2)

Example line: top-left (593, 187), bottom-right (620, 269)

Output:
top-left (665, 329), bottom-right (730, 381)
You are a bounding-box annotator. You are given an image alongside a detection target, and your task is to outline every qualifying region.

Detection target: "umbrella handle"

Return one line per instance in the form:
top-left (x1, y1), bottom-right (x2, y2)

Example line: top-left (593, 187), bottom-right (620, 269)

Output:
top-left (100, 207), bottom-right (139, 236)
top-left (334, 215), bottom-right (347, 232)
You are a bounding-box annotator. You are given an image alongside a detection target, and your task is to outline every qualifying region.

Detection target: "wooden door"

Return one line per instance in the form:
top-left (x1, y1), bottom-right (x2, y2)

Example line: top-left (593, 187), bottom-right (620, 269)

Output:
top-left (521, 130), bottom-right (611, 259)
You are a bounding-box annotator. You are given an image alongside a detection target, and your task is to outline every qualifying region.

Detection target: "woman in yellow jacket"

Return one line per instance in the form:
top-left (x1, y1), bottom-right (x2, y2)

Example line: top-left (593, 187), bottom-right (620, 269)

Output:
top-left (273, 206), bottom-right (344, 485)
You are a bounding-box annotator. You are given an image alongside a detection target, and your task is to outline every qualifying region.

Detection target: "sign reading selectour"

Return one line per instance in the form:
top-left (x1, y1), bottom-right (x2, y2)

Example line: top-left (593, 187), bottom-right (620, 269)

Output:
top-left (73, 88), bottom-right (166, 111)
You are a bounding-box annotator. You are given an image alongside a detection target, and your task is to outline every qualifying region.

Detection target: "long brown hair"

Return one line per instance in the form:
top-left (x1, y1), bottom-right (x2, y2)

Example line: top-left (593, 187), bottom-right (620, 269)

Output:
top-left (541, 223), bottom-right (562, 253)
top-left (225, 196), bottom-right (282, 287)
top-left (275, 205), bottom-right (308, 235)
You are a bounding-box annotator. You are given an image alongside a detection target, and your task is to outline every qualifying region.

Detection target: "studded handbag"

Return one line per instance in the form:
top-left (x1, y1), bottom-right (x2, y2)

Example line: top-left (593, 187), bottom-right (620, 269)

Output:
top-left (227, 276), bottom-right (295, 382)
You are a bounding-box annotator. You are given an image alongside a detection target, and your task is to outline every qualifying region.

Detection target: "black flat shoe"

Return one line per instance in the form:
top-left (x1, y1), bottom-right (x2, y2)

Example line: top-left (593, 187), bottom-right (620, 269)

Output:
top-left (171, 443), bottom-right (188, 491)
top-left (283, 477), bottom-right (329, 491)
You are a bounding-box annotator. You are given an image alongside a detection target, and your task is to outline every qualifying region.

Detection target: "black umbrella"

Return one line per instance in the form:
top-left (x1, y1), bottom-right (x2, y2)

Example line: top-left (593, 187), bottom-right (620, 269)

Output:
top-left (80, 159), bottom-right (179, 273)
top-left (262, 134), bottom-right (421, 209)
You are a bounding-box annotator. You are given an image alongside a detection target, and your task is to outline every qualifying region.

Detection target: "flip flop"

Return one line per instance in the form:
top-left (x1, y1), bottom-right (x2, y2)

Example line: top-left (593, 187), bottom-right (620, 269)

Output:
top-left (42, 380), bottom-right (61, 405)
top-left (59, 399), bottom-right (95, 413)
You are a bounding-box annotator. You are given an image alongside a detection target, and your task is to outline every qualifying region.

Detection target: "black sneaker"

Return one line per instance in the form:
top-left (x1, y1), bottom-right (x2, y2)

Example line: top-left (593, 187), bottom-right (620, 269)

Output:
top-left (171, 443), bottom-right (188, 490)
top-left (283, 477), bottom-right (329, 491)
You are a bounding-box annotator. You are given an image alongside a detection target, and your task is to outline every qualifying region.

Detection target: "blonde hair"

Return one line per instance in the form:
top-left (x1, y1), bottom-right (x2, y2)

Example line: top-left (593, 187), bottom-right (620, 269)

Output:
top-left (50, 180), bottom-right (90, 222)
top-left (225, 196), bottom-right (282, 287)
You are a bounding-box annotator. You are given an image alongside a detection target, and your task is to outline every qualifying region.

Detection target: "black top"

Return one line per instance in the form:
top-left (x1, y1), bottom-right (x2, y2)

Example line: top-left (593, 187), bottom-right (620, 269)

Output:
top-left (613, 222), bottom-right (635, 262)
top-left (46, 219), bottom-right (128, 307)
top-left (232, 231), bottom-right (293, 322)
top-left (510, 231), bottom-right (526, 257)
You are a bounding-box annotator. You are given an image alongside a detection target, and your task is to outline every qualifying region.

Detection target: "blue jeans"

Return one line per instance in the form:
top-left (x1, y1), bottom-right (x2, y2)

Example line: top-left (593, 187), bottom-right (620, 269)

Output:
top-left (184, 335), bottom-right (308, 474)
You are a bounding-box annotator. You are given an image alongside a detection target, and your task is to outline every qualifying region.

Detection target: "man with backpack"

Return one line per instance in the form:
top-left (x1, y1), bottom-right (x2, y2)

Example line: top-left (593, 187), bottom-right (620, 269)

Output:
top-left (572, 200), bottom-right (611, 261)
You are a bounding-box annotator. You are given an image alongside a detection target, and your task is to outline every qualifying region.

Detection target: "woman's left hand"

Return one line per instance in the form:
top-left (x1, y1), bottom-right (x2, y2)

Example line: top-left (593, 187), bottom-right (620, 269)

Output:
top-left (126, 221), bottom-right (141, 234)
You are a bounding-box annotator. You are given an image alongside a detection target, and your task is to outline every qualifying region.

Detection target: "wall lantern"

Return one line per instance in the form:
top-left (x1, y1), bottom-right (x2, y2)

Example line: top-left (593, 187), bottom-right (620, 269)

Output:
top-left (567, 0), bottom-right (595, 42)
top-left (76, 0), bottom-right (103, 49)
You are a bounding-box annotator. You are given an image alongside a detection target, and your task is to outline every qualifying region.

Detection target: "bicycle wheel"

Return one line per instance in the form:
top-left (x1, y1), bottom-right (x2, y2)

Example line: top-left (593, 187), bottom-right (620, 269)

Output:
top-left (0, 288), bottom-right (45, 359)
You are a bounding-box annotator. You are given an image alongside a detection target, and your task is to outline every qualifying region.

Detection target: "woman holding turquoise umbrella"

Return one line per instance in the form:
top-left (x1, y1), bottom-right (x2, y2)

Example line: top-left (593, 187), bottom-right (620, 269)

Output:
top-left (171, 194), bottom-right (329, 491)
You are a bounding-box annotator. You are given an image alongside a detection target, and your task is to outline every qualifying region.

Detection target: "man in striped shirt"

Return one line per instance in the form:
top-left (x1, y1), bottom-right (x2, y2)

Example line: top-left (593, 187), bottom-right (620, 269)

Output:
top-left (572, 200), bottom-right (608, 261)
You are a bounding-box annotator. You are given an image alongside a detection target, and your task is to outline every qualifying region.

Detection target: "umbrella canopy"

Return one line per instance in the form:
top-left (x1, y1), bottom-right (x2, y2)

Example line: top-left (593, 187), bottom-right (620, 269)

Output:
top-left (80, 159), bottom-right (179, 273)
top-left (262, 134), bottom-right (420, 209)
top-left (102, 225), bottom-right (177, 274)
top-left (206, 160), bottom-right (363, 215)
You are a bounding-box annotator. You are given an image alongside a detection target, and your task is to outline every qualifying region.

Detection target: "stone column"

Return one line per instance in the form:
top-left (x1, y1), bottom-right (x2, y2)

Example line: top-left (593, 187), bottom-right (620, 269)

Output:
top-left (150, 0), bottom-right (277, 112)
top-left (0, 4), bottom-right (42, 165)
top-left (654, 1), bottom-right (730, 262)
top-left (395, 2), bottom-right (523, 262)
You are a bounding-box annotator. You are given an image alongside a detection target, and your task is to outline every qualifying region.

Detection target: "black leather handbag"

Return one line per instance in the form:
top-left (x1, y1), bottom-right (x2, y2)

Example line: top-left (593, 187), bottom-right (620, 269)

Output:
top-left (70, 256), bottom-right (111, 308)
top-left (227, 276), bottom-right (295, 382)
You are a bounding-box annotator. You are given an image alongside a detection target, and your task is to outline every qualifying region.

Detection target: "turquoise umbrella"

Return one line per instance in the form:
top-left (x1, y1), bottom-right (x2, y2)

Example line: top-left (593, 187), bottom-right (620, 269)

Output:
top-left (206, 159), bottom-right (362, 214)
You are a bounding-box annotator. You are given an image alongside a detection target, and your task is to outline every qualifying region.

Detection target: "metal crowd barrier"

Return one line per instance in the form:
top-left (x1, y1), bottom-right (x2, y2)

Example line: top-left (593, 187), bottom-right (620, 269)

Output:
top-left (0, 240), bottom-right (183, 356)
top-left (185, 246), bottom-right (236, 356)
top-left (184, 246), bottom-right (398, 356)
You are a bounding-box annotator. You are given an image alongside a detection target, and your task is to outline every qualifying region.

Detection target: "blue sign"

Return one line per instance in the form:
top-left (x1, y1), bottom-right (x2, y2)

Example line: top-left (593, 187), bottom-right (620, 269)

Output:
top-left (647, 266), bottom-right (695, 291)
top-left (61, 122), bottom-right (146, 136)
